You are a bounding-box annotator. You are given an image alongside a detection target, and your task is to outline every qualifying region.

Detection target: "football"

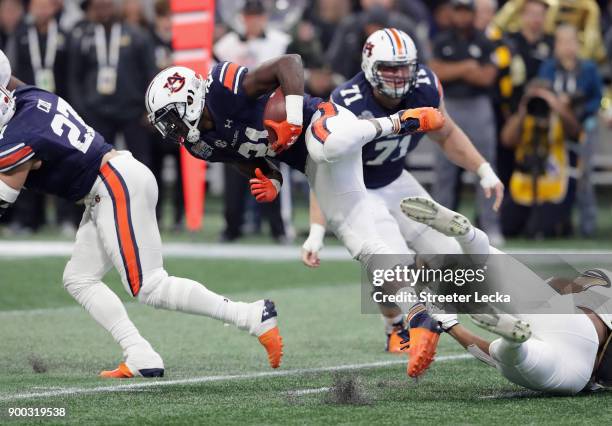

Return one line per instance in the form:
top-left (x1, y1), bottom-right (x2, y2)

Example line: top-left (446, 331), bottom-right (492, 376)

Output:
top-left (263, 87), bottom-right (285, 144)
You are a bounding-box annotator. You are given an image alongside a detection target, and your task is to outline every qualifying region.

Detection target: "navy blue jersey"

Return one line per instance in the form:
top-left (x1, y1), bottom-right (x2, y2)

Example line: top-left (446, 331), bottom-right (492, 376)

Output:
top-left (184, 62), bottom-right (321, 173)
top-left (0, 86), bottom-right (112, 201)
top-left (331, 65), bottom-right (443, 189)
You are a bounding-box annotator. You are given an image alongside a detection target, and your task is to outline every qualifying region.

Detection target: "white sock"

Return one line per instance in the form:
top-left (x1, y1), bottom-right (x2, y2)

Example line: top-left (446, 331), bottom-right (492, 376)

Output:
top-left (456, 227), bottom-right (490, 256)
top-left (139, 274), bottom-right (252, 331)
top-left (489, 337), bottom-right (525, 365)
top-left (383, 314), bottom-right (405, 334)
top-left (66, 281), bottom-right (150, 354)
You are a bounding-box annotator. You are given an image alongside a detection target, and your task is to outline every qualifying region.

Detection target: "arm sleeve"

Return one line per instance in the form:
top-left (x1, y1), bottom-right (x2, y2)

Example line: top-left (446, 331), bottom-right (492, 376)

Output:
top-left (0, 142), bottom-right (35, 173)
top-left (212, 61), bottom-right (249, 97)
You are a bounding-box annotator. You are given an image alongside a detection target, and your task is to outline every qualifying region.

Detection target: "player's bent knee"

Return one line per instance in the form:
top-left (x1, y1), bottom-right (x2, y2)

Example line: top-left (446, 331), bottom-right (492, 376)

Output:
top-left (136, 268), bottom-right (177, 309)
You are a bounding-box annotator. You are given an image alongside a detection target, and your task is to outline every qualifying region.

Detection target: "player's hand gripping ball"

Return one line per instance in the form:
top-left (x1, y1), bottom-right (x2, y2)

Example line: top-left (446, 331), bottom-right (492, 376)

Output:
top-left (263, 88), bottom-right (303, 154)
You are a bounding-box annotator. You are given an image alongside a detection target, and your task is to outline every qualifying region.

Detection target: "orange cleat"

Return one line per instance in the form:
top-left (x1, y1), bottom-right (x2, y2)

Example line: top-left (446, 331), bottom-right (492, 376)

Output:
top-left (386, 326), bottom-right (410, 354)
top-left (258, 326), bottom-right (284, 369)
top-left (100, 362), bottom-right (134, 379)
top-left (399, 107), bottom-right (445, 133)
top-left (407, 327), bottom-right (440, 378)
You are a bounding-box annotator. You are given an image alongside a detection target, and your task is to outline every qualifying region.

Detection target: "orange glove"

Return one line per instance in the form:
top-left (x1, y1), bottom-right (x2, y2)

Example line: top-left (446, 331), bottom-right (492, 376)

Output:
top-left (397, 107), bottom-right (445, 133)
top-left (264, 119), bottom-right (303, 154)
top-left (249, 168), bottom-right (280, 203)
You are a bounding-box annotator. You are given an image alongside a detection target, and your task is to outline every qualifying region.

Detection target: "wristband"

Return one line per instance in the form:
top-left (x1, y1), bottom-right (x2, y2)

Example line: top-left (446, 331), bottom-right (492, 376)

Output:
top-left (285, 95), bottom-right (303, 126)
top-left (308, 223), bottom-right (326, 242)
top-left (270, 178), bottom-right (281, 194)
top-left (476, 162), bottom-right (496, 180)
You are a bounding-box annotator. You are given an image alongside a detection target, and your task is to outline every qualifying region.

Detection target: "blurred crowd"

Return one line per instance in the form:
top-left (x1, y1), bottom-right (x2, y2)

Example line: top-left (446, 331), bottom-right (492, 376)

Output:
top-left (0, 0), bottom-right (611, 242)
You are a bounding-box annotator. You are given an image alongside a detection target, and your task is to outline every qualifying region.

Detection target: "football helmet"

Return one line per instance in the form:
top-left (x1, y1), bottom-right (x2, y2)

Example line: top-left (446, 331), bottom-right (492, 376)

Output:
top-left (0, 86), bottom-right (15, 128)
top-left (361, 28), bottom-right (418, 99)
top-left (145, 66), bottom-right (205, 144)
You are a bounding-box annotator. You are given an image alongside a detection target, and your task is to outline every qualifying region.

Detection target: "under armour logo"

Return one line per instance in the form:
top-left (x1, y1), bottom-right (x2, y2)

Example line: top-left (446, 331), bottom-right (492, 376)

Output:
top-left (164, 72), bottom-right (186, 94)
top-left (363, 41), bottom-right (375, 58)
top-left (225, 119), bottom-right (233, 128)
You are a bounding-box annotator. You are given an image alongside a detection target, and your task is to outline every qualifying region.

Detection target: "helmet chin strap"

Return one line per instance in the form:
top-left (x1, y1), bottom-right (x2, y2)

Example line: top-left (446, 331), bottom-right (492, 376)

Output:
top-left (186, 115), bottom-right (202, 143)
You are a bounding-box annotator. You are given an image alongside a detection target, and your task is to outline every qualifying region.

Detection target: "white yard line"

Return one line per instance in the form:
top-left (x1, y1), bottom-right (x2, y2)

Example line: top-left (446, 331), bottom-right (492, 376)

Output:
top-left (0, 241), bottom-right (611, 260)
top-left (0, 354), bottom-right (471, 402)
top-left (286, 387), bottom-right (331, 397)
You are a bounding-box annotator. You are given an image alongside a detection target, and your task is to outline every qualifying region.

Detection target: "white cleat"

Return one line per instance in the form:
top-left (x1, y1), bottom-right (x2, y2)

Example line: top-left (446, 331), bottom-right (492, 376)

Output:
top-left (400, 196), bottom-right (471, 237)
top-left (470, 313), bottom-right (532, 343)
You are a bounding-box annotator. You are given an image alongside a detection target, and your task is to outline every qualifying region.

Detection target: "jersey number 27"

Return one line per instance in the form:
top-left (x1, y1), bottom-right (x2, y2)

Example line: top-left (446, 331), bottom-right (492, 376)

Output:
top-left (49, 98), bottom-right (95, 154)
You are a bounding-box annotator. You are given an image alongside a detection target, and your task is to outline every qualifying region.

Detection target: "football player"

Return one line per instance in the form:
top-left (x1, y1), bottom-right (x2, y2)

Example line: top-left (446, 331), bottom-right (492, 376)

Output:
top-left (401, 196), bottom-right (611, 394)
top-left (0, 53), bottom-right (283, 378)
top-left (301, 29), bottom-right (503, 353)
top-left (145, 54), bottom-right (446, 378)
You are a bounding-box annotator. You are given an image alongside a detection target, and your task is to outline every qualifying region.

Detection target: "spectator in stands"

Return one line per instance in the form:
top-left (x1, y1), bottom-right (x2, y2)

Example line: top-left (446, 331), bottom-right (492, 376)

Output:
top-left (0, 0), bottom-right (24, 49)
top-left (475, 0), bottom-right (498, 30)
top-left (302, 0), bottom-right (351, 51)
top-left (214, 0), bottom-right (291, 243)
top-left (122, 0), bottom-right (149, 30)
top-left (325, 0), bottom-right (425, 80)
top-left (287, 2), bottom-right (345, 99)
top-left (430, 0), bottom-right (454, 37)
top-left (7, 0), bottom-right (78, 235)
top-left (68, 0), bottom-right (157, 169)
top-left (499, 0), bottom-right (553, 187)
top-left (500, 79), bottom-right (581, 237)
top-left (214, 0), bottom-right (291, 68)
top-left (148, 0), bottom-right (184, 230)
top-left (430, 0), bottom-right (503, 245)
top-left (505, 0), bottom-right (553, 110)
top-left (494, 0), bottom-right (606, 62)
top-left (53, 0), bottom-right (82, 31)
top-left (539, 25), bottom-right (603, 237)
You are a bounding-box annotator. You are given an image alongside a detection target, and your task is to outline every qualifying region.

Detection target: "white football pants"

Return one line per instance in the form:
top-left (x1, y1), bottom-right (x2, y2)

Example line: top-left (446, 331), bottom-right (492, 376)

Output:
top-left (367, 170), bottom-right (462, 255)
top-left (304, 103), bottom-right (397, 262)
top-left (457, 223), bottom-right (599, 394)
top-left (62, 152), bottom-right (255, 364)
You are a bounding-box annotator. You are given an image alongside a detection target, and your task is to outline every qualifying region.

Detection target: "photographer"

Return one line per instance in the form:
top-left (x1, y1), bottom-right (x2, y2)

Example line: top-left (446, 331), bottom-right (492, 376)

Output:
top-left (499, 80), bottom-right (581, 237)
top-left (538, 24), bottom-right (603, 237)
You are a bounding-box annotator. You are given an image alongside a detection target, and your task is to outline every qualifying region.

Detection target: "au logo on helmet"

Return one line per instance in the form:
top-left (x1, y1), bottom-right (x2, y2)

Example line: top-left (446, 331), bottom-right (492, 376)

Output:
top-left (164, 72), bottom-right (186, 94)
top-left (363, 41), bottom-right (375, 58)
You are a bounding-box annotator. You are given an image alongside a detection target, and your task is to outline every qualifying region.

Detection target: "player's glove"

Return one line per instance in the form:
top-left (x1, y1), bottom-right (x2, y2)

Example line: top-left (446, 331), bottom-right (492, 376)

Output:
top-left (390, 107), bottom-right (445, 134)
top-left (264, 120), bottom-right (303, 154)
top-left (249, 168), bottom-right (281, 203)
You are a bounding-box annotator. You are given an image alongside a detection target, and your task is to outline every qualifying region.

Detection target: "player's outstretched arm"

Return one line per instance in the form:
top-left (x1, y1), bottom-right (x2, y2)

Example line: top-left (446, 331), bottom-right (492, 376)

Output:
top-left (302, 191), bottom-right (326, 268)
top-left (0, 159), bottom-right (37, 218)
top-left (429, 100), bottom-right (504, 211)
